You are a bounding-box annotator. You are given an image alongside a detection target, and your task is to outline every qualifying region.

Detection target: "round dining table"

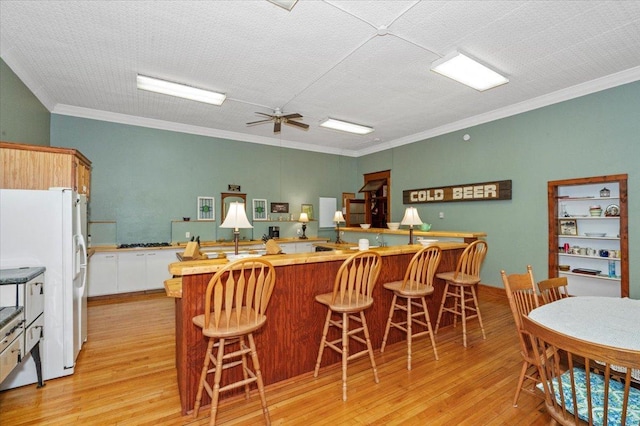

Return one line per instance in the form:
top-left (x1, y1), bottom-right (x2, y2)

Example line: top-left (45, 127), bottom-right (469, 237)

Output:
top-left (528, 296), bottom-right (640, 380)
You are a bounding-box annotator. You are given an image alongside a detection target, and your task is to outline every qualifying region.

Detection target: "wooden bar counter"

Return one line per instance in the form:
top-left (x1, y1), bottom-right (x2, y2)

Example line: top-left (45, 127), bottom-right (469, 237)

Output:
top-left (168, 242), bottom-right (468, 414)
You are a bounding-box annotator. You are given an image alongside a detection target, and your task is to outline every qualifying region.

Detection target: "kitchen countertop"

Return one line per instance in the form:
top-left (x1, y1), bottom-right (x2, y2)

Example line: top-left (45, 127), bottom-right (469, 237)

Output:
top-left (0, 267), bottom-right (46, 285)
top-left (341, 227), bottom-right (486, 239)
top-left (92, 237), bottom-right (328, 253)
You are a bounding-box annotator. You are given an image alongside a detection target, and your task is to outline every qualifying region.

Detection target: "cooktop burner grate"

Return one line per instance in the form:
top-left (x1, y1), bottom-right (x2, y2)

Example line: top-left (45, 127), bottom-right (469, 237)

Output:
top-left (117, 242), bottom-right (171, 249)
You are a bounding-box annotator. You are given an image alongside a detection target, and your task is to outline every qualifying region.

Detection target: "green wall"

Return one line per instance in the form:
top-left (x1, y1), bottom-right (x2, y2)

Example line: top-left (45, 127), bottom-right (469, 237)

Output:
top-left (0, 58), bottom-right (50, 145)
top-left (358, 81), bottom-right (640, 298)
top-left (51, 115), bottom-right (358, 244)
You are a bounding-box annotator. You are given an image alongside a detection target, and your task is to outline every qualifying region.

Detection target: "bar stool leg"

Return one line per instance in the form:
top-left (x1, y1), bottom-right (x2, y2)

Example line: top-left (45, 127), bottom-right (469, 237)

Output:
top-left (247, 333), bottom-right (271, 425)
top-left (460, 287), bottom-right (468, 347)
top-left (380, 294), bottom-right (398, 352)
top-left (360, 312), bottom-right (379, 385)
top-left (342, 313), bottom-right (349, 402)
top-left (420, 297), bottom-right (439, 361)
top-left (406, 297), bottom-right (413, 370)
top-left (434, 282), bottom-right (449, 334)
top-left (193, 338), bottom-right (215, 418)
top-left (470, 285), bottom-right (486, 340)
top-left (314, 309), bottom-right (332, 377)
top-left (209, 337), bottom-right (226, 426)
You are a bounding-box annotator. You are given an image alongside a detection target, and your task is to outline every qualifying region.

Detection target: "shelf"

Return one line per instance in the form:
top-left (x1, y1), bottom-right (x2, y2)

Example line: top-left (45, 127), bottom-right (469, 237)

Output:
top-left (558, 235), bottom-right (619, 240)
top-left (558, 253), bottom-right (620, 261)
top-left (557, 196), bottom-right (620, 201)
top-left (558, 271), bottom-right (620, 281)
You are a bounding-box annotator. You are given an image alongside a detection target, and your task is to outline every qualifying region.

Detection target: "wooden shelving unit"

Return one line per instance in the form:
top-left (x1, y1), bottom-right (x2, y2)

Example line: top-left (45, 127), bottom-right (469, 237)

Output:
top-left (547, 174), bottom-right (628, 297)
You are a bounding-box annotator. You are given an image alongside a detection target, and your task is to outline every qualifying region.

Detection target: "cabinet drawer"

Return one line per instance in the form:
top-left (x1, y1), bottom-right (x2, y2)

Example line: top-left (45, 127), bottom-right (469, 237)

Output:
top-left (26, 275), bottom-right (44, 325)
top-left (0, 314), bottom-right (24, 353)
top-left (24, 314), bottom-right (44, 353)
top-left (0, 334), bottom-right (23, 383)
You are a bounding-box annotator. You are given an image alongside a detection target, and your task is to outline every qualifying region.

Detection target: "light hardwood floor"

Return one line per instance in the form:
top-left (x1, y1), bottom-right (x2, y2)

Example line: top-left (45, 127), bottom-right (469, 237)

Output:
top-left (0, 288), bottom-right (551, 425)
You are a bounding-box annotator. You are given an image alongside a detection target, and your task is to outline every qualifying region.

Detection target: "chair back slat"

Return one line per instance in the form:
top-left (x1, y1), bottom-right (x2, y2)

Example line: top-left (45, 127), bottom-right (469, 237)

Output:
top-left (501, 265), bottom-right (540, 330)
top-left (332, 251), bottom-right (382, 306)
top-left (204, 258), bottom-right (276, 330)
top-left (402, 246), bottom-right (442, 291)
top-left (537, 277), bottom-right (569, 304)
top-left (453, 240), bottom-right (488, 281)
top-left (522, 315), bottom-right (640, 426)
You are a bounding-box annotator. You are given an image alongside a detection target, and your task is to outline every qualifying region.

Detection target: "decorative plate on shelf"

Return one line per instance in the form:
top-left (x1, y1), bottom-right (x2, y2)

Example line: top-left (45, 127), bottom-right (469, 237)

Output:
top-left (605, 204), bottom-right (620, 217)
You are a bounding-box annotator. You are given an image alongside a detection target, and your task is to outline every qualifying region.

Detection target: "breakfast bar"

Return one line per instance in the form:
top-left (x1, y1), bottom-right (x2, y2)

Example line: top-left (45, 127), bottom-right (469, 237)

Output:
top-left (168, 242), bottom-right (470, 414)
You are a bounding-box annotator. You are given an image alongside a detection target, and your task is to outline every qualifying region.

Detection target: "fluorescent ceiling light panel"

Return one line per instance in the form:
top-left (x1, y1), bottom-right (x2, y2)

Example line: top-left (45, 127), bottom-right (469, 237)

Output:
top-left (267, 0), bottom-right (298, 11)
top-left (136, 75), bottom-right (226, 105)
top-left (320, 118), bottom-right (374, 135)
top-left (431, 51), bottom-right (508, 91)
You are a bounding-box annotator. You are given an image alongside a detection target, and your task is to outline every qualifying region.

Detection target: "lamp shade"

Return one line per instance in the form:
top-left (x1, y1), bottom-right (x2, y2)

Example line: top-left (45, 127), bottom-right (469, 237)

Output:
top-left (299, 212), bottom-right (309, 223)
top-left (401, 207), bottom-right (423, 226)
top-left (220, 202), bottom-right (253, 229)
top-left (333, 211), bottom-right (345, 223)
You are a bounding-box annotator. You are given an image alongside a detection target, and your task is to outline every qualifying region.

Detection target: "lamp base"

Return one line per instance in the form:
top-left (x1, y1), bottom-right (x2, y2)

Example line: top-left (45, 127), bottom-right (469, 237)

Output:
top-left (300, 224), bottom-right (308, 239)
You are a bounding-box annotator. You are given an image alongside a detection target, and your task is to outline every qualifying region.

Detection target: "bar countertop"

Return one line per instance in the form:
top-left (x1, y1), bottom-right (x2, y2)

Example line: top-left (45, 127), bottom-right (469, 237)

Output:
top-left (168, 242), bottom-right (467, 276)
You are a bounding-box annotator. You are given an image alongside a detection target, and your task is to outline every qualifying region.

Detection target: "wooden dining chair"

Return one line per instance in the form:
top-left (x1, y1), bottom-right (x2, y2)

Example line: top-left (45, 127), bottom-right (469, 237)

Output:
top-left (537, 277), bottom-right (569, 304)
top-left (434, 240), bottom-right (488, 347)
top-left (381, 246), bottom-right (442, 370)
top-left (501, 265), bottom-right (543, 407)
top-left (314, 250), bottom-right (382, 401)
top-left (192, 258), bottom-right (276, 426)
top-left (522, 315), bottom-right (640, 425)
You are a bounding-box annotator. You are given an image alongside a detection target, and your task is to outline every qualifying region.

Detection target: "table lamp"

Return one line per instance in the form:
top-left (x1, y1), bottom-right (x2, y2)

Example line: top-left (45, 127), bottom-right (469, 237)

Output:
top-left (333, 210), bottom-right (345, 244)
top-left (220, 202), bottom-right (253, 255)
top-left (401, 207), bottom-right (422, 244)
top-left (298, 212), bottom-right (309, 239)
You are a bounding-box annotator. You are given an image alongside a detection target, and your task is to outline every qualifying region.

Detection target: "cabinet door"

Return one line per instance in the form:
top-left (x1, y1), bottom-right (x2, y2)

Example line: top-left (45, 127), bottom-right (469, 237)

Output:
top-left (145, 250), bottom-right (179, 290)
top-left (117, 251), bottom-right (147, 293)
top-left (295, 242), bottom-right (314, 253)
top-left (88, 252), bottom-right (118, 296)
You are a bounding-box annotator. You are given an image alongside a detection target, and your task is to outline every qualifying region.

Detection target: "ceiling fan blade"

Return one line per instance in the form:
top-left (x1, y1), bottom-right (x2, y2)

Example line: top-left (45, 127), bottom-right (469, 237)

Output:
top-left (246, 119), bottom-right (273, 125)
top-left (255, 112), bottom-right (274, 118)
top-left (282, 113), bottom-right (302, 119)
top-left (285, 120), bottom-right (309, 130)
top-left (274, 121), bottom-right (281, 133)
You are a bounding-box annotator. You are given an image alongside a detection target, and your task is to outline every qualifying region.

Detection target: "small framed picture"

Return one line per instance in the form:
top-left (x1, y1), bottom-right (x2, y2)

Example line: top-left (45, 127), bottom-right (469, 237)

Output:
top-left (270, 202), bottom-right (289, 213)
top-left (253, 199), bottom-right (267, 221)
top-left (197, 196), bottom-right (215, 221)
top-left (301, 204), bottom-right (314, 220)
top-left (559, 218), bottom-right (577, 236)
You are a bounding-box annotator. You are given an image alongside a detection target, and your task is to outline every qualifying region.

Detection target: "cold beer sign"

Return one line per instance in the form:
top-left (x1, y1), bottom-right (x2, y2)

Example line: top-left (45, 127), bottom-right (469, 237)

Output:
top-left (403, 180), bottom-right (512, 204)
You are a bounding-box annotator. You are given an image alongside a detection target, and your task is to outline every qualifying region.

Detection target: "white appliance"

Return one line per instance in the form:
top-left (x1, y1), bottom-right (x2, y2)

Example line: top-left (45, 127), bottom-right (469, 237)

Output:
top-left (0, 188), bottom-right (88, 390)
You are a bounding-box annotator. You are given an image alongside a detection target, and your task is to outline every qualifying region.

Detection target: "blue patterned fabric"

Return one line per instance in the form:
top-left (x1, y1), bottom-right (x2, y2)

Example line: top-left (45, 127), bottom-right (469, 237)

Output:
top-left (537, 367), bottom-right (640, 425)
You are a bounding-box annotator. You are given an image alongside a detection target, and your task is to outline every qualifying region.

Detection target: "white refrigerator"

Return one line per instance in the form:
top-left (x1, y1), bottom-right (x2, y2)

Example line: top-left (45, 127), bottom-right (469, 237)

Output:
top-left (0, 188), bottom-right (88, 390)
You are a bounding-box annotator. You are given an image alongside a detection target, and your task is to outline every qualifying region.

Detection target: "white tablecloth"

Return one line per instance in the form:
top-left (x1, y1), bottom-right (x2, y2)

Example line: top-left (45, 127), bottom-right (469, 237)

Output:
top-left (529, 296), bottom-right (640, 379)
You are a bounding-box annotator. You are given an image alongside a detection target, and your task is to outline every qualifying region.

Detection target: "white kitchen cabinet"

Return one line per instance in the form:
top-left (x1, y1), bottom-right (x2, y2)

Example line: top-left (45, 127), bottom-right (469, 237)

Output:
top-left (145, 249), bottom-right (180, 290)
top-left (294, 242), bottom-right (315, 253)
top-left (117, 251), bottom-right (147, 293)
top-left (88, 252), bottom-right (118, 297)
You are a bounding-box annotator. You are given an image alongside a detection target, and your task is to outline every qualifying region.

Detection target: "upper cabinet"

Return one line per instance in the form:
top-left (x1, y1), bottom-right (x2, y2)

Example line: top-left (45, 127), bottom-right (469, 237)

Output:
top-left (0, 141), bottom-right (92, 198)
top-left (359, 170), bottom-right (390, 229)
top-left (547, 174), bottom-right (628, 297)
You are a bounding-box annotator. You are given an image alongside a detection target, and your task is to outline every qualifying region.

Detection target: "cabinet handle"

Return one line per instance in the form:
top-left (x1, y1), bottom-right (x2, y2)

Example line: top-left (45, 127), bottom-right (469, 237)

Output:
top-left (136, 253), bottom-right (145, 257)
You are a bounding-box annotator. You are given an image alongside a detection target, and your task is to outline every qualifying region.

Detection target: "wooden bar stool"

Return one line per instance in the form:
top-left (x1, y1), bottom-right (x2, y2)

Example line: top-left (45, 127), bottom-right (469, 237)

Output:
top-left (192, 258), bottom-right (276, 426)
top-left (434, 240), bottom-right (488, 348)
top-left (314, 250), bottom-right (382, 401)
top-left (381, 245), bottom-right (442, 370)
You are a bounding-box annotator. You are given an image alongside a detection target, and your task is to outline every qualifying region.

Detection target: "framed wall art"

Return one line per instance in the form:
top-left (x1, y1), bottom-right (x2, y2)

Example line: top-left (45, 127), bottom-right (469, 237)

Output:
top-left (197, 196), bottom-right (215, 221)
top-left (253, 199), bottom-right (267, 221)
top-left (270, 202), bottom-right (289, 213)
top-left (301, 204), bottom-right (314, 220)
top-left (559, 218), bottom-right (577, 236)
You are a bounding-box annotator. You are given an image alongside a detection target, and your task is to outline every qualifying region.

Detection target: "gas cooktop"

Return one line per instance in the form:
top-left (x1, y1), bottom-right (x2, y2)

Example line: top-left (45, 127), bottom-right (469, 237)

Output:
top-left (117, 242), bottom-right (171, 249)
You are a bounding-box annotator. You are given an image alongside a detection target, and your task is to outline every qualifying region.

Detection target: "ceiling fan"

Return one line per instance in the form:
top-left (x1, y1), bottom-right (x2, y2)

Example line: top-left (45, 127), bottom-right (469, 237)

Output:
top-left (246, 108), bottom-right (309, 133)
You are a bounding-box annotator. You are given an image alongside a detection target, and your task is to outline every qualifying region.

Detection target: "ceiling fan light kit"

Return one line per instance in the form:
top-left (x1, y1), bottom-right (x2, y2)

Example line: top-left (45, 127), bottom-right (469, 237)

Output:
top-left (319, 118), bottom-right (374, 135)
top-left (136, 75), bottom-right (226, 105)
top-left (430, 51), bottom-right (509, 91)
